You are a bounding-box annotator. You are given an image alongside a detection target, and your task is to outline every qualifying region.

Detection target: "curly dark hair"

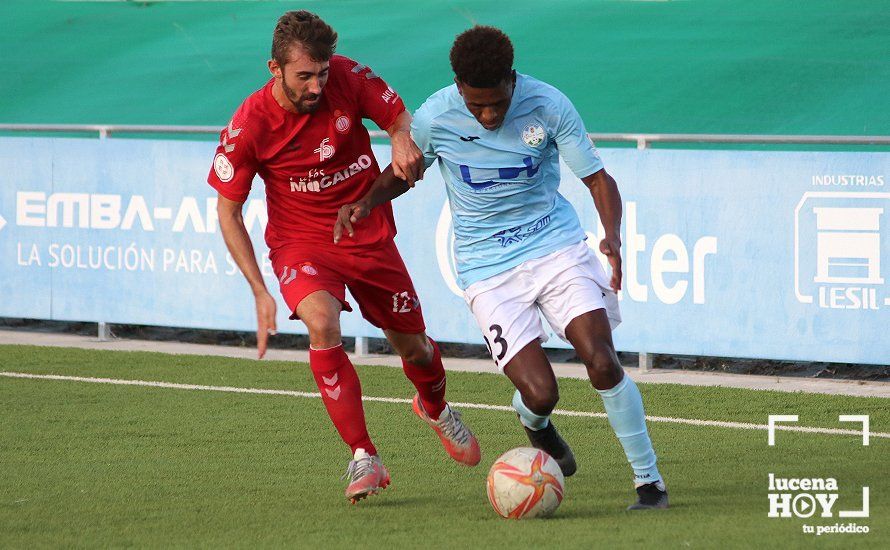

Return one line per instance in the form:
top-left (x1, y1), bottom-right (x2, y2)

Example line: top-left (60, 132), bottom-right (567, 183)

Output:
top-left (449, 26), bottom-right (514, 87)
top-left (271, 10), bottom-right (338, 64)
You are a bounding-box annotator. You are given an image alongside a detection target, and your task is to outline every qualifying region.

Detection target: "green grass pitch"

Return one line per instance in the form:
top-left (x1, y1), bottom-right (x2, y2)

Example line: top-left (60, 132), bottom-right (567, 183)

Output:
top-left (1, 345), bottom-right (886, 548)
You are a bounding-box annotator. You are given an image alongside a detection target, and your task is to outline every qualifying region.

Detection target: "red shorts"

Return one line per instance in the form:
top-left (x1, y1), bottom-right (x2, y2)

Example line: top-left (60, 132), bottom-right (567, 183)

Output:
top-left (270, 239), bottom-right (426, 334)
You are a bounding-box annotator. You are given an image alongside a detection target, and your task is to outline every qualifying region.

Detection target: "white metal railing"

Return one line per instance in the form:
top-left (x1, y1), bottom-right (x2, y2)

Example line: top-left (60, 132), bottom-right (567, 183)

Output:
top-left (1, 123), bottom-right (889, 149)
top-left (3, 123), bottom-right (889, 369)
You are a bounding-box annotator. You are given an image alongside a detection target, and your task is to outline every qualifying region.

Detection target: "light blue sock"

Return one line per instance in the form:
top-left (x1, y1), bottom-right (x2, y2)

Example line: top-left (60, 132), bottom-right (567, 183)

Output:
top-left (597, 376), bottom-right (662, 485)
top-left (512, 390), bottom-right (550, 431)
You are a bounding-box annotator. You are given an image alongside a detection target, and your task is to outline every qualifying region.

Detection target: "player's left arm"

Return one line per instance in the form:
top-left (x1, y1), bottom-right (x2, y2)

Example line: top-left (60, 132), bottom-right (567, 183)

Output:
top-left (349, 60), bottom-right (424, 186)
top-left (334, 97), bottom-right (439, 244)
top-left (333, 165), bottom-right (410, 244)
top-left (551, 91), bottom-right (622, 291)
top-left (582, 169), bottom-right (623, 292)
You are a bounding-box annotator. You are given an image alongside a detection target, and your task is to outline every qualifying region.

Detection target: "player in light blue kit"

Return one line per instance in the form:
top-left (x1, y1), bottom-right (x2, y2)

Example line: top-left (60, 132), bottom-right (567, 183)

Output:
top-left (334, 26), bottom-right (667, 509)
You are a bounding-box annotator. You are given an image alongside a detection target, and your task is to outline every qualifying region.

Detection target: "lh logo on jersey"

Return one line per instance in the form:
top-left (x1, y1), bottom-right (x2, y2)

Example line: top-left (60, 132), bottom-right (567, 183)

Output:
top-left (521, 124), bottom-right (546, 147)
top-left (314, 138), bottom-right (335, 162)
top-left (459, 156), bottom-right (540, 190)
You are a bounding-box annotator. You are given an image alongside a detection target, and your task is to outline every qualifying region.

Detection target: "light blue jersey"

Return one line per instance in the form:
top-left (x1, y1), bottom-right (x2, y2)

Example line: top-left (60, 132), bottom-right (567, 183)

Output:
top-left (412, 73), bottom-right (604, 289)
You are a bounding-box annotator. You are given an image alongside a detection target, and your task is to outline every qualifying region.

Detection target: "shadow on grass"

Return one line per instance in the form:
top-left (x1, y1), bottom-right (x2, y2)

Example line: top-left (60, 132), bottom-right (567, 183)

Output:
top-left (354, 494), bottom-right (440, 508)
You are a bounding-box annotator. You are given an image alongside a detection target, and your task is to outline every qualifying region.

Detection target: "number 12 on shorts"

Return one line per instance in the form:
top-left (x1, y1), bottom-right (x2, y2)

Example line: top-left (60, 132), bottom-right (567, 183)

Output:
top-left (483, 324), bottom-right (508, 366)
top-left (391, 291), bottom-right (413, 313)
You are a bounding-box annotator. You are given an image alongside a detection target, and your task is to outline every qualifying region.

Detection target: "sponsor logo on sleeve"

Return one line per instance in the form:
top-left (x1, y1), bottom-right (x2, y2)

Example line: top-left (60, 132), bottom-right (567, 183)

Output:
top-left (213, 153), bottom-right (234, 183)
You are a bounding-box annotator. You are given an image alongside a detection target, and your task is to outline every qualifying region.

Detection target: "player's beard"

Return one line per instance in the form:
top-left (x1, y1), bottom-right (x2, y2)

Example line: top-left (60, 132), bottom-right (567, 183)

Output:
top-left (282, 79), bottom-right (322, 114)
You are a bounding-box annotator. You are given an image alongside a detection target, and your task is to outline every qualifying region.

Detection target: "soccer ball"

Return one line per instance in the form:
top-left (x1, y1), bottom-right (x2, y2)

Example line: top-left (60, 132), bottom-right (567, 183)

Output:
top-left (486, 447), bottom-right (565, 519)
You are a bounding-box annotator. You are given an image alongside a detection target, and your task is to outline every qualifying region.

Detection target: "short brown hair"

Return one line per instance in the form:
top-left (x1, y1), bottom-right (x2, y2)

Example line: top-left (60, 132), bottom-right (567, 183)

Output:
top-left (271, 10), bottom-right (338, 64)
top-left (450, 26), bottom-right (514, 87)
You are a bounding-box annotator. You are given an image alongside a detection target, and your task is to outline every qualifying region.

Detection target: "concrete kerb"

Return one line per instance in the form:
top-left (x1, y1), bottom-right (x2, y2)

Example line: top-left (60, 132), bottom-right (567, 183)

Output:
top-left (0, 329), bottom-right (887, 398)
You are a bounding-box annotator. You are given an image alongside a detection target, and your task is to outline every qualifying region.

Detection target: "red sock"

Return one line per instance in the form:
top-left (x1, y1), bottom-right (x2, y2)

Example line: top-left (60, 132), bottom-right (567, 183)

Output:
top-left (309, 345), bottom-right (376, 456)
top-left (402, 338), bottom-right (447, 420)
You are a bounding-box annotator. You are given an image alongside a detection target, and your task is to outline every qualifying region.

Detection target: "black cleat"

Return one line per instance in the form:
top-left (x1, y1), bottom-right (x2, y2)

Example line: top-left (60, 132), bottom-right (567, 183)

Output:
top-left (628, 481), bottom-right (669, 510)
top-left (522, 420), bottom-right (577, 477)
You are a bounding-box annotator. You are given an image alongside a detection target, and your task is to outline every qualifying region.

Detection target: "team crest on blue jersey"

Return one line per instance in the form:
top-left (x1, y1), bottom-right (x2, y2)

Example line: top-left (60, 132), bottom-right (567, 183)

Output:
top-left (521, 124), bottom-right (546, 147)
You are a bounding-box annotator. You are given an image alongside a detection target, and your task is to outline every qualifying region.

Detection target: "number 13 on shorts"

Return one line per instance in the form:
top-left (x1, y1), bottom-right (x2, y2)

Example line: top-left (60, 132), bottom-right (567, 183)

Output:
top-left (483, 324), bottom-right (508, 367)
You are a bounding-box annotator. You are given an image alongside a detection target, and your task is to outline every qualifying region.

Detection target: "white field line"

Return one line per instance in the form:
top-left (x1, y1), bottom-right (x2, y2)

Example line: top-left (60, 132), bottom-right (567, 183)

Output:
top-left (2, 371), bottom-right (887, 440)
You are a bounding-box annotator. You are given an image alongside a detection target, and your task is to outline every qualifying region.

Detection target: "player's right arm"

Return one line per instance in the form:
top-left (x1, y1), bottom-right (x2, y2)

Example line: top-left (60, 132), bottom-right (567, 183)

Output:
top-left (216, 195), bottom-right (277, 359)
top-left (208, 116), bottom-right (276, 358)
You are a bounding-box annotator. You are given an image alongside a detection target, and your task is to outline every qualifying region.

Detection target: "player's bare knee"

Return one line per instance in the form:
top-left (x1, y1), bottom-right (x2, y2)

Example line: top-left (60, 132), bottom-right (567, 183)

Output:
top-left (303, 316), bottom-right (342, 348)
top-left (584, 349), bottom-right (622, 388)
top-left (522, 387), bottom-right (559, 416)
top-left (399, 342), bottom-right (433, 366)
top-left (388, 332), bottom-right (434, 365)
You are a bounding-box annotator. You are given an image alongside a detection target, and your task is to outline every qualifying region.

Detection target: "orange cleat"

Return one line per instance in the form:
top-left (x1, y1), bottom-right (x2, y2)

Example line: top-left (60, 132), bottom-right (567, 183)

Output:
top-left (413, 394), bottom-right (481, 466)
top-left (343, 448), bottom-right (390, 504)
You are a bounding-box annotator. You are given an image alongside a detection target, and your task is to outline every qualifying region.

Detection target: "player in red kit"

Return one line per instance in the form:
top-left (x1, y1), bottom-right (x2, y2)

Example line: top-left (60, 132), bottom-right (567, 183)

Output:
top-left (208, 11), bottom-right (480, 504)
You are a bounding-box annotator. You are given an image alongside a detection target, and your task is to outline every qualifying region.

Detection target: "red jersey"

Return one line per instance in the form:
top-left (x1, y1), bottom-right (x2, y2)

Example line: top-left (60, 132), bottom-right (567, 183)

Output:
top-left (207, 55), bottom-right (406, 252)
